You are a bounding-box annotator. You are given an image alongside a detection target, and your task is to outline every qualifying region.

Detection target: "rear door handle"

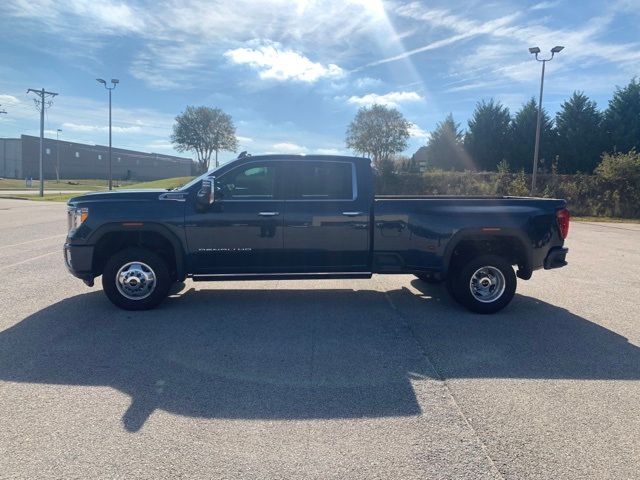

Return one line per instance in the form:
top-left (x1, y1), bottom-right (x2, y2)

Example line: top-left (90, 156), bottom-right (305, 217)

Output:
top-left (342, 211), bottom-right (363, 217)
top-left (258, 211), bottom-right (280, 216)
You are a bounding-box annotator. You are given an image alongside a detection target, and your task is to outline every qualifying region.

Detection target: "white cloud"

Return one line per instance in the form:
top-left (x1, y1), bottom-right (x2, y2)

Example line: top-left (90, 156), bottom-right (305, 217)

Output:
top-left (237, 136), bottom-right (254, 144)
top-left (530, 1), bottom-right (561, 10)
top-left (315, 148), bottom-right (346, 155)
top-left (271, 142), bottom-right (308, 153)
top-left (381, 3), bottom-right (640, 95)
top-left (408, 123), bottom-right (430, 142)
top-left (62, 122), bottom-right (141, 133)
top-left (353, 77), bottom-right (383, 89)
top-left (346, 91), bottom-right (423, 107)
top-left (364, 6), bottom-right (520, 67)
top-left (0, 94), bottom-right (21, 106)
top-left (6, 0), bottom-right (144, 34)
top-left (68, 0), bottom-right (144, 32)
top-left (374, 3), bottom-right (640, 75)
top-left (145, 140), bottom-right (178, 153)
top-left (224, 41), bottom-right (344, 83)
top-left (1, 0), bottom-right (405, 90)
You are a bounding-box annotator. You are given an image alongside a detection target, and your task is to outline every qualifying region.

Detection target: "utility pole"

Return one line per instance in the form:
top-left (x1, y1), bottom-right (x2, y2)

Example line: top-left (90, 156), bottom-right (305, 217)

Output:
top-left (27, 88), bottom-right (58, 197)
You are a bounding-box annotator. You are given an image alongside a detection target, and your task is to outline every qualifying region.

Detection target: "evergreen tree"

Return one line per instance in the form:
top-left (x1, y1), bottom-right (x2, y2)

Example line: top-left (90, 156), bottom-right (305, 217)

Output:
top-left (555, 92), bottom-right (604, 173)
top-left (508, 98), bottom-right (556, 173)
top-left (604, 78), bottom-right (640, 153)
top-left (424, 114), bottom-right (469, 170)
top-left (464, 99), bottom-right (511, 171)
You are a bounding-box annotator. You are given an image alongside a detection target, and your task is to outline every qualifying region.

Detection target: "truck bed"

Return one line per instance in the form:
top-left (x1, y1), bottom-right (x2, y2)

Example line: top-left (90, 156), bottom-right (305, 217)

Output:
top-left (372, 196), bottom-right (566, 274)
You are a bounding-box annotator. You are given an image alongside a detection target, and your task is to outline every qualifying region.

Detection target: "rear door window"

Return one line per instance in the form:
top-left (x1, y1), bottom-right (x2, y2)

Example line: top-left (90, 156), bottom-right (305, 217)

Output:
top-left (287, 162), bottom-right (353, 200)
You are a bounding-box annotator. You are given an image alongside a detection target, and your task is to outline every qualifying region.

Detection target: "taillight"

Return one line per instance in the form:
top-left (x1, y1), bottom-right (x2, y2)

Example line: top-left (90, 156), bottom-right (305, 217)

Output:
top-left (556, 208), bottom-right (570, 239)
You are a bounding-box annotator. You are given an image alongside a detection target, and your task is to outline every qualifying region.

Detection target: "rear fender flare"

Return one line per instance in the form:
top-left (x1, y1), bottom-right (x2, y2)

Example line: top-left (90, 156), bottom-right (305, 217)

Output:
top-left (443, 228), bottom-right (532, 278)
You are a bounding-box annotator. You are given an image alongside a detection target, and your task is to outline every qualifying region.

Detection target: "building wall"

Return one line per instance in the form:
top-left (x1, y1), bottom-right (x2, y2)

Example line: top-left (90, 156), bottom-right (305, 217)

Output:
top-left (0, 138), bottom-right (22, 179)
top-left (17, 135), bottom-right (192, 181)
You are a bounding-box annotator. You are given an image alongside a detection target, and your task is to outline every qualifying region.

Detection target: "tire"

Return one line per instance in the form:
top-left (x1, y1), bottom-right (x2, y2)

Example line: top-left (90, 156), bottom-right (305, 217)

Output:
top-left (448, 254), bottom-right (516, 314)
top-left (102, 247), bottom-right (171, 310)
top-left (414, 273), bottom-right (442, 284)
top-left (445, 268), bottom-right (461, 302)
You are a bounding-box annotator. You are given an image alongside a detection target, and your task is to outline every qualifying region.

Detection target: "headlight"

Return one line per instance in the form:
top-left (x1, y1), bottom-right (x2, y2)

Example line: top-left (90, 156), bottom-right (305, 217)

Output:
top-left (67, 206), bottom-right (89, 232)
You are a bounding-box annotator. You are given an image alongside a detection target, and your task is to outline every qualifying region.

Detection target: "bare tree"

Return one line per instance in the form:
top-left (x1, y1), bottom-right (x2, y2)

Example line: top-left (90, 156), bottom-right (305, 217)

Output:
top-left (345, 104), bottom-right (411, 170)
top-left (171, 106), bottom-right (238, 173)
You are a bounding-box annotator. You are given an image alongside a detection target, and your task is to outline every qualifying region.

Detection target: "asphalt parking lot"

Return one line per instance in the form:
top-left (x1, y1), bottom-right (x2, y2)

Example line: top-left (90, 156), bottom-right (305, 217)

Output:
top-left (0, 198), bottom-right (638, 479)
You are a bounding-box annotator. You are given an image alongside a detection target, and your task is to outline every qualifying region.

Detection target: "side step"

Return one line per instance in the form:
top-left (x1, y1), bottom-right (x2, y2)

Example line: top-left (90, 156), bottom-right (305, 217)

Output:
top-left (191, 272), bottom-right (373, 282)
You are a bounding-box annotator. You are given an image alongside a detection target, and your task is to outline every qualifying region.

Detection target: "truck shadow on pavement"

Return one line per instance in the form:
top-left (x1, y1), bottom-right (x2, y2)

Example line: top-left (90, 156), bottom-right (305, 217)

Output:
top-left (0, 283), bottom-right (638, 432)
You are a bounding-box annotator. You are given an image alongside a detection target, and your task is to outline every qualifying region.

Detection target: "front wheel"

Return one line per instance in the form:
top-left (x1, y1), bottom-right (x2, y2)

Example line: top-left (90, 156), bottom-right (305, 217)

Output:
top-left (102, 247), bottom-right (171, 310)
top-left (448, 254), bottom-right (516, 314)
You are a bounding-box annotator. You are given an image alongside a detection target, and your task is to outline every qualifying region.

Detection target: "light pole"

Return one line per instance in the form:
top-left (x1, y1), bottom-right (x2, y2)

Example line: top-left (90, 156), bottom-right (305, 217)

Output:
top-left (96, 78), bottom-right (119, 190)
top-left (528, 45), bottom-right (563, 195)
top-left (56, 128), bottom-right (62, 183)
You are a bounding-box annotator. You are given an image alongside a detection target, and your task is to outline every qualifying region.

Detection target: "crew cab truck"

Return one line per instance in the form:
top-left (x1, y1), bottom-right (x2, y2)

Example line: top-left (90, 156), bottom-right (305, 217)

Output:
top-left (64, 155), bottom-right (569, 313)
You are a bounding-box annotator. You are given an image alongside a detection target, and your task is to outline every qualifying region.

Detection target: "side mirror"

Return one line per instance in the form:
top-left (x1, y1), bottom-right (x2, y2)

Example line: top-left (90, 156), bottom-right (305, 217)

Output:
top-left (196, 177), bottom-right (216, 208)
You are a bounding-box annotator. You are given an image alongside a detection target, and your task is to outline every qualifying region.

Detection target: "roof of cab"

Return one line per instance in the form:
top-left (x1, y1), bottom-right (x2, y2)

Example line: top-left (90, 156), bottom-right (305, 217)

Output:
top-left (235, 154), bottom-right (371, 165)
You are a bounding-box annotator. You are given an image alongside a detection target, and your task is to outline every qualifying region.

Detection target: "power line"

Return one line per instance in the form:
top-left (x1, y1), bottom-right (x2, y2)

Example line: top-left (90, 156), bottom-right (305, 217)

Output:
top-left (27, 88), bottom-right (58, 197)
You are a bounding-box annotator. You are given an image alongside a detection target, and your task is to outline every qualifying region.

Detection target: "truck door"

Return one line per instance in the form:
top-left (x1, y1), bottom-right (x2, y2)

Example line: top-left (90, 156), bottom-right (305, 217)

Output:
top-left (281, 160), bottom-right (370, 272)
top-left (184, 162), bottom-right (285, 273)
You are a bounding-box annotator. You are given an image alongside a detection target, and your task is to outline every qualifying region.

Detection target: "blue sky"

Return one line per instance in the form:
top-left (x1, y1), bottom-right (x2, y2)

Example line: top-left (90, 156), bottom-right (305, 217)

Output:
top-left (1, 0), bottom-right (639, 165)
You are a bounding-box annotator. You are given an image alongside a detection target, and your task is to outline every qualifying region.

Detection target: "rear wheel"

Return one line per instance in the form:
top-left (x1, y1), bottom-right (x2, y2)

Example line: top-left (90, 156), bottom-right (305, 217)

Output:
top-left (102, 247), bottom-right (171, 310)
top-left (447, 254), bottom-right (516, 314)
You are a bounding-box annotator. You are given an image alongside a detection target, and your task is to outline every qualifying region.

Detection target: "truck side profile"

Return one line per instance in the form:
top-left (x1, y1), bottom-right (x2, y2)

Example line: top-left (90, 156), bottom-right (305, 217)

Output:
top-left (64, 155), bottom-right (570, 313)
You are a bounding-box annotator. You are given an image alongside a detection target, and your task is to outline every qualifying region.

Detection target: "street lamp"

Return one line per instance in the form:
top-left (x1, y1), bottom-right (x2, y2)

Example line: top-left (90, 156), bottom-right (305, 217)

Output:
top-left (528, 45), bottom-right (563, 195)
top-left (56, 128), bottom-right (62, 183)
top-left (96, 78), bottom-right (119, 190)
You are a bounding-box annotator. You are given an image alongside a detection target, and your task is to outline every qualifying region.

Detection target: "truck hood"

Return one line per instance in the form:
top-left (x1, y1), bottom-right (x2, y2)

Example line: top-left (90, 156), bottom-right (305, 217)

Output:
top-left (67, 189), bottom-right (170, 204)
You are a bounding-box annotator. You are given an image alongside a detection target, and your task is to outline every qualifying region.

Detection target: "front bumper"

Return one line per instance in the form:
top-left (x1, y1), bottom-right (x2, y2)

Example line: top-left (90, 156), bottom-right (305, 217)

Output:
top-left (544, 247), bottom-right (568, 269)
top-left (64, 243), bottom-right (95, 283)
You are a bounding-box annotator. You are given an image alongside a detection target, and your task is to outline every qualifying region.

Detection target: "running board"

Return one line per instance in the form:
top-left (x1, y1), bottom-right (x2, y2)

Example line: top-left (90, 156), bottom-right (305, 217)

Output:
top-left (191, 272), bottom-right (373, 282)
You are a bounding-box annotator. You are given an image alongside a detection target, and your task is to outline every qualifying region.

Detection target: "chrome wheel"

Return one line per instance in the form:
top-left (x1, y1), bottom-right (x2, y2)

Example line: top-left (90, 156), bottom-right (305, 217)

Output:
top-left (116, 261), bottom-right (156, 300)
top-left (469, 266), bottom-right (505, 303)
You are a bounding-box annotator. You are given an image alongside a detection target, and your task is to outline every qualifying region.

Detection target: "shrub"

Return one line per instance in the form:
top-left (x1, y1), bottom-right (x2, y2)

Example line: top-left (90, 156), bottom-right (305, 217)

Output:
top-left (373, 149), bottom-right (640, 218)
top-left (594, 150), bottom-right (640, 217)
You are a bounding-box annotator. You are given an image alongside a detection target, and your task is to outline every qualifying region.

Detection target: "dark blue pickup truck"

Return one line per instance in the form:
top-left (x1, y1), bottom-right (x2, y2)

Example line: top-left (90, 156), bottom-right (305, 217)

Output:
top-left (64, 154), bottom-right (569, 313)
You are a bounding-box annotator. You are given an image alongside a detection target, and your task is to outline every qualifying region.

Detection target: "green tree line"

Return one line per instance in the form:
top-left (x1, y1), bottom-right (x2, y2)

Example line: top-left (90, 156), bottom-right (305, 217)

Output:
top-left (415, 78), bottom-right (640, 174)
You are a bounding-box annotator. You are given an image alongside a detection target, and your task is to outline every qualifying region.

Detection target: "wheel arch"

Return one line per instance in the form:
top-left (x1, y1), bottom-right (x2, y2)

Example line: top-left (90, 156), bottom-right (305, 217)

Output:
top-left (443, 229), bottom-right (532, 280)
top-left (89, 223), bottom-right (186, 281)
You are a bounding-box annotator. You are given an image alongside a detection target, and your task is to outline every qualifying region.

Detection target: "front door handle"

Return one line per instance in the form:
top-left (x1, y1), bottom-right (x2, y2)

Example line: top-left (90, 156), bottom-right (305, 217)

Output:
top-left (342, 211), bottom-right (364, 217)
top-left (258, 211), bottom-right (280, 216)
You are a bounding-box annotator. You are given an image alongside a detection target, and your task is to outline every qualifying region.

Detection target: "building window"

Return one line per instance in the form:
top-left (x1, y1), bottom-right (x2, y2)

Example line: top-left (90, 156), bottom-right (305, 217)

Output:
top-left (97, 154), bottom-right (102, 160)
top-left (117, 157), bottom-right (121, 162)
top-left (75, 152), bottom-right (80, 158)
top-left (45, 148), bottom-right (51, 155)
